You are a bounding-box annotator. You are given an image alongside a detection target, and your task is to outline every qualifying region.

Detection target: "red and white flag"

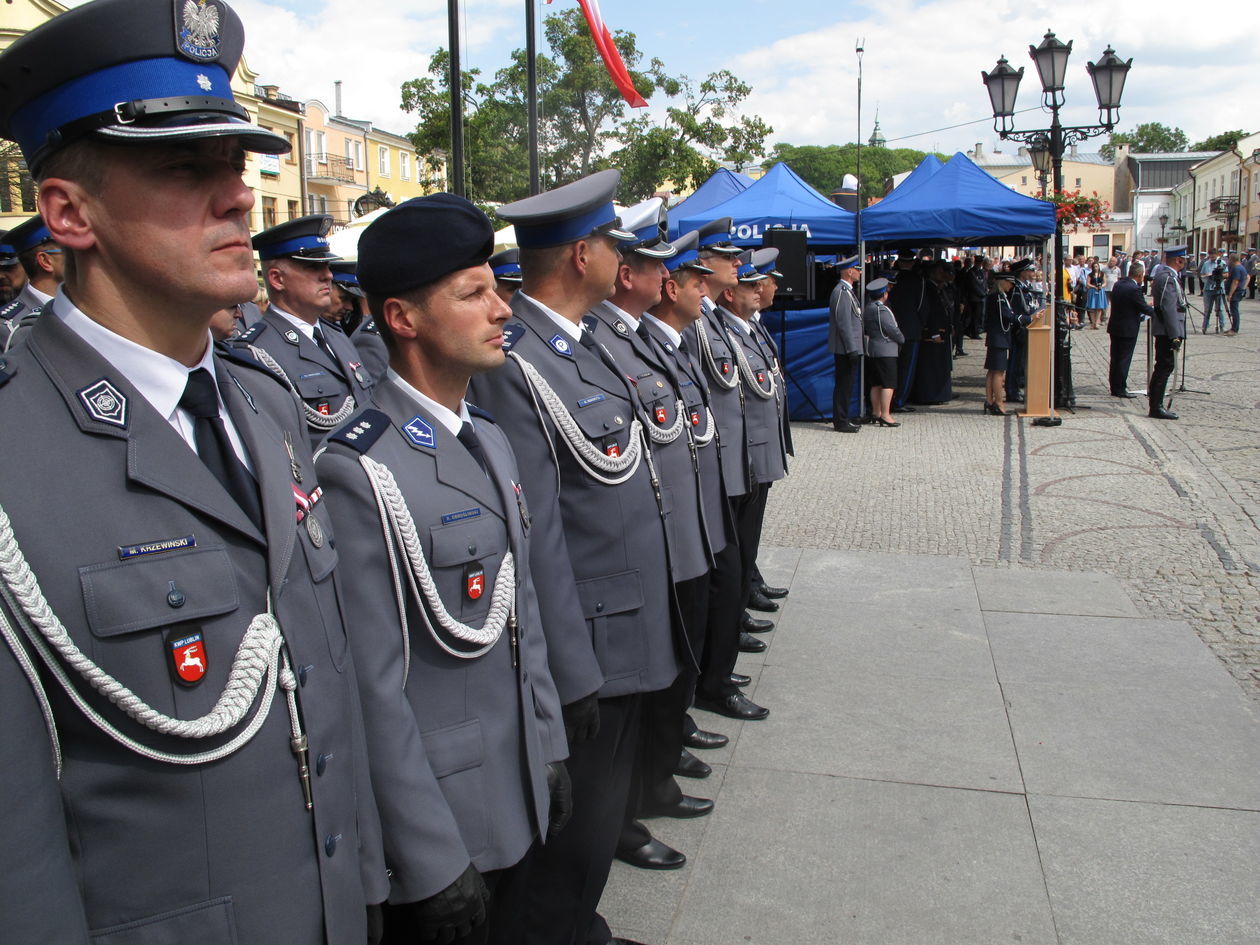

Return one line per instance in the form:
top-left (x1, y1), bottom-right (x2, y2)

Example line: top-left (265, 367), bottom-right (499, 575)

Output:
top-left (574, 0), bottom-right (648, 108)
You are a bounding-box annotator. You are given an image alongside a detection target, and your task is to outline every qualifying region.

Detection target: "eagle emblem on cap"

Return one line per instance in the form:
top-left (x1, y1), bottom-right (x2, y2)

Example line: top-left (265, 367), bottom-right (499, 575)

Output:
top-left (177, 0), bottom-right (222, 62)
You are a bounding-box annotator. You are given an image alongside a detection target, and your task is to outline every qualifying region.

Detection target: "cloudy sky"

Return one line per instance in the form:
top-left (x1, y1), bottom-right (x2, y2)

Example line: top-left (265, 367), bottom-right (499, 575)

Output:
top-left (84, 0), bottom-right (1254, 158)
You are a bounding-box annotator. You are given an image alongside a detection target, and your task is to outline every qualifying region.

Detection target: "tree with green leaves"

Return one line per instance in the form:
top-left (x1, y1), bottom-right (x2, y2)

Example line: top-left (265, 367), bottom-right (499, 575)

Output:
top-left (1099, 122), bottom-right (1187, 160)
top-left (1189, 130), bottom-right (1250, 153)
top-left (768, 143), bottom-right (945, 204)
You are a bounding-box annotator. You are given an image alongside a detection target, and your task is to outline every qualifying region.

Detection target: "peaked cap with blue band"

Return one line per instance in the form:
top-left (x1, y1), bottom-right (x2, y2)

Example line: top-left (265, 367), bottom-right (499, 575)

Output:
top-left (664, 231), bottom-right (713, 275)
top-left (330, 261), bottom-right (364, 297)
top-left (696, 217), bottom-right (741, 255)
top-left (489, 248), bottom-right (523, 283)
top-left (618, 197), bottom-right (676, 260)
top-left (0, 0), bottom-right (289, 174)
top-left (750, 247), bottom-right (783, 278)
top-left (497, 169), bottom-right (635, 250)
top-left (6, 216), bottom-right (53, 255)
top-left (1163, 245), bottom-right (1188, 258)
top-left (0, 234), bottom-right (16, 267)
top-left (357, 193), bottom-right (495, 297)
top-left (735, 251), bottom-right (766, 283)
top-left (254, 214), bottom-right (340, 262)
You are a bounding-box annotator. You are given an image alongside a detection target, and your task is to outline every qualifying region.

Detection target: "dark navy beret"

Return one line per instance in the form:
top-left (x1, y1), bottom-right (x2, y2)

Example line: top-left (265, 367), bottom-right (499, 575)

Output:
top-left (254, 214), bottom-right (340, 262)
top-left (0, 0), bottom-right (287, 172)
top-left (357, 193), bottom-right (495, 296)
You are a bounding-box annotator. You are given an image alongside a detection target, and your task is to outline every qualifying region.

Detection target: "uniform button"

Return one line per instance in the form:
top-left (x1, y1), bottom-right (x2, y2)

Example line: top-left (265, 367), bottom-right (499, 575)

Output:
top-left (467, 544), bottom-right (477, 555)
top-left (324, 834), bottom-right (340, 857)
top-left (595, 601), bottom-right (605, 613)
top-left (166, 589), bottom-right (186, 608)
top-left (317, 386), bottom-right (325, 394)
top-left (603, 422), bottom-right (610, 430)
top-left (298, 664), bottom-right (314, 686)
top-left (316, 752), bottom-right (332, 776)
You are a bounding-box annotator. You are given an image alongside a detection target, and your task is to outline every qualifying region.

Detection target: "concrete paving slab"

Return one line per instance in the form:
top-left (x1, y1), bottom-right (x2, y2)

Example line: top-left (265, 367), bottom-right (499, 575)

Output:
top-left (974, 567), bottom-right (1140, 617)
top-left (986, 612), bottom-right (1227, 688)
top-left (666, 767), bottom-right (1057, 945)
top-left (1029, 794), bottom-right (1260, 945)
top-left (736, 663), bottom-right (1024, 793)
top-left (1005, 679), bottom-right (1260, 809)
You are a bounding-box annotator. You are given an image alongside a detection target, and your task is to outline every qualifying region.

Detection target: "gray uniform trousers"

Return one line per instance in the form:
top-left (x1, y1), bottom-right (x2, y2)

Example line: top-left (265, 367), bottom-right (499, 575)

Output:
top-left (0, 311), bottom-right (386, 945)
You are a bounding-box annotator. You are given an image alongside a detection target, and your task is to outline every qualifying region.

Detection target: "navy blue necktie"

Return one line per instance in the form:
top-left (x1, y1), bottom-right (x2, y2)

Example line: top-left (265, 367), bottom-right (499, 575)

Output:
top-left (180, 368), bottom-right (262, 527)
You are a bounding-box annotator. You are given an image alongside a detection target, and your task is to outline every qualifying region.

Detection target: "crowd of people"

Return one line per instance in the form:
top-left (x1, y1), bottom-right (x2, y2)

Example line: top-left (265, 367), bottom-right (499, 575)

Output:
top-left (0, 3), bottom-right (804, 944)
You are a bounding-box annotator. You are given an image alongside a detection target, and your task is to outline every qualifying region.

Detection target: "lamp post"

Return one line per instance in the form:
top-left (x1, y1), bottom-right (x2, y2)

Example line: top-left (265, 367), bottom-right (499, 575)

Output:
top-left (1029, 134), bottom-right (1051, 198)
top-left (1157, 212), bottom-right (1168, 248)
top-left (983, 32), bottom-right (1132, 273)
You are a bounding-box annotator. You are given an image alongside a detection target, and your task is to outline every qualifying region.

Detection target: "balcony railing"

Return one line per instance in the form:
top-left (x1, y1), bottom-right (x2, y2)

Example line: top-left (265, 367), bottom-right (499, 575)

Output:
top-left (1209, 196), bottom-right (1239, 216)
top-left (305, 153), bottom-right (357, 184)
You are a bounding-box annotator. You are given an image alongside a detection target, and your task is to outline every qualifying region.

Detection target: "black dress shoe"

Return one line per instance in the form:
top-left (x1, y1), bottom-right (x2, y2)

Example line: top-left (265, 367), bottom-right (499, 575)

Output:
top-left (729, 672), bottom-right (751, 687)
top-left (1149, 406), bottom-right (1179, 420)
top-left (741, 613), bottom-right (773, 633)
top-left (683, 728), bottom-right (729, 750)
top-left (891, 404), bottom-right (916, 413)
top-left (675, 748), bottom-right (712, 779)
top-left (1120, 391), bottom-right (1138, 399)
top-left (612, 939), bottom-right (653, 945)
top-left (642, 795), bottom-right (714, 819)
top-left (747, 590), bottom-right (779, 612)
top-left (615, 838), bottom-right (686, 871)
top-left (739, 631), bottom-right (767, 652)
top-left (832, 420), bottom-right (860, 433)
top-left (696, 691), bottom-right (770, 721)
top-left (758, 583), bottom-right (789, 599)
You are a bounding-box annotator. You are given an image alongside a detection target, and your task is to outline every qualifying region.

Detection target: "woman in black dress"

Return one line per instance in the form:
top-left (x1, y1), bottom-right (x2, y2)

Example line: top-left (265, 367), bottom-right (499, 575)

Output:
top-left (983, 269), bottom-right (1017, 415)
top-left (910, 261), bottom-right (955, 404)
top-left (863, 278), bottom-right (904, 426)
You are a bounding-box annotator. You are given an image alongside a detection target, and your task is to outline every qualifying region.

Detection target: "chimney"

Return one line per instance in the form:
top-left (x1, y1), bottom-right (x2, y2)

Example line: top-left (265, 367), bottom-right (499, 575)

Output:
top-left (334, 80), bottom-right (343, 117)
top-left (1017, 145), bottom-right (1027, 157)
top-left (1069, 142), bottom-right (1078, 158)
top-left (260, 84), bottom-right (278, 101)
top-left (975, 142), bottom-right (983, 157)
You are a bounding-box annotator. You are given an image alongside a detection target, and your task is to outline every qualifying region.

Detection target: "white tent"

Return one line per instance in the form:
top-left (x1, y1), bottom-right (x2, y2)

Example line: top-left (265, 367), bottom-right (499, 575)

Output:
top-left (327, 206), bottom-right (394, 261)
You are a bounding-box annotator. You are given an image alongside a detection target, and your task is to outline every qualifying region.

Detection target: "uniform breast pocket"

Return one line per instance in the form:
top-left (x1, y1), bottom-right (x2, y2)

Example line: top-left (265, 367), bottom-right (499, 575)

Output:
top-left (429, 516), bottom-right (508, 621)
top-left (569, 396), bottom-right (631, 450)
top-left (575, 569), bottom-right (645, 683)
top-left (292, 372), bottom-right (341, 405)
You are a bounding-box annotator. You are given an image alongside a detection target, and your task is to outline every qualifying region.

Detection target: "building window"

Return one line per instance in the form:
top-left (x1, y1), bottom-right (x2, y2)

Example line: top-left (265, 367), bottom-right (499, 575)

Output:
top-left (285, 132), bottom-right (296, 164)
top-left (1021, 176), bottom-right (1028, 185)
top-left (400, 152), bottom-right (411, 180)
top-left (378, 146), bottom-right (390, 177)
top-left (308, 193), bottom-right (328, 214)
top-left (344, 139), bottom-right (364, 171)
top-left (1074, 177), bottom-right (1082, 188)
top-left (287, 199), bottom-right (300, 221)
top-left (262, 196), bottom-right (277, 228)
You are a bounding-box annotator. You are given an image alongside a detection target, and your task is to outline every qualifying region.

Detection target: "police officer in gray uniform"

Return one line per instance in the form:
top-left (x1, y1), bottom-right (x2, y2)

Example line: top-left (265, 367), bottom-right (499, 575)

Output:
top-left (331, 260), bottom-right (390, 385)
top-left (0, 215), bottom-right (63, 351)
top-left (0, 1), bottom-right (388, 941)
top-left (467, 169), bottom-right (681, 945)
top-left (316, 194), bottom-right (571, 944)
top-left (231, 215), bottom-right (375, 450)
top-left (828, 253), bottom-right (865, 431)
top-left (1149, 245), bottom-right (1188, 420)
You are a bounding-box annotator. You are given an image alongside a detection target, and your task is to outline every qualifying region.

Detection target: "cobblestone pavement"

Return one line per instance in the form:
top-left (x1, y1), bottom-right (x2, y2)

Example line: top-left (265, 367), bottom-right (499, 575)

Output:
top-left (764, 296), bottom-right (1260, 698)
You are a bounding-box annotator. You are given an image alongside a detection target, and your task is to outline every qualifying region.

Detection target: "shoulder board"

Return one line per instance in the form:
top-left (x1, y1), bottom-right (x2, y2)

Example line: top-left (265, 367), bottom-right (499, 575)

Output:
top-left (501, 321), bottom-right (524, 351)
top-left (580, 313), bottom-right (598, 333)
top-left (467, 403), bottom-right (496, 424)
top-left (327, 408), bottom-right (392, 454)
top-left (358, 318), bottom-right (379, 335)
top-left (15, 308), bottom-right (42, 328)
top-left (233, 322), bottom-right (266, 344)
top-left (322, 319), bottom-right (346, 335)
top-left (216, 341), bottom-right (267, 372)
top-left (0, 354), bottom-right (15, 387)
top-left (0, 299), bottom-right (23, 321)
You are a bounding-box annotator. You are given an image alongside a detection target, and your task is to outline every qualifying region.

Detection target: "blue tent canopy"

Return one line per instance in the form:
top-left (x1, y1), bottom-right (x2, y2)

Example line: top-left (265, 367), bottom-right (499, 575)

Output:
top-left (677, 162), bottom-right (856, 247)
top-left (874, 153), bottom-right (943, 208)
top-left (861, 152), bottom-right (1056, 245)
top-left (666, 168), bottom-right (753, 237)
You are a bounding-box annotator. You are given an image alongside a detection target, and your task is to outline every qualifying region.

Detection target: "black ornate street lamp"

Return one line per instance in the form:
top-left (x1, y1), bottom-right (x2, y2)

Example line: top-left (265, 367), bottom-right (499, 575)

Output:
top-left (982, 31), bottom-right (1132, 271)
top-left (1157, 212), bottom-right (1168, 246)
top-left (1029, 134), bottom-right (1051, 197)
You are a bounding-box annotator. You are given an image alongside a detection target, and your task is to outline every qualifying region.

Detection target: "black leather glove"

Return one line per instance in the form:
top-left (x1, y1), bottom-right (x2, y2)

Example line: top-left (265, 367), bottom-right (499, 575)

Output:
top-left (546, 761), bottom-right (573, 839)
top-left (562, 692), bottom-right (601, 744)
top-left (408, 863), bottom-right (489, 943)
top-left (1170, 337), bottom-right (1183, 352)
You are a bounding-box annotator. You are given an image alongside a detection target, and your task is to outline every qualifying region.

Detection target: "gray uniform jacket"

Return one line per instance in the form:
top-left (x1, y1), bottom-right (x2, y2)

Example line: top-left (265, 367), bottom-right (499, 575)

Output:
top-left (827, 279), bottom-right (864, 355)
top-left (1, 283), bottom-right (46, 351)
top-left (230, 306), bottom-right (375, 451)
top-left (587, 302), bottom-right (713, 584)
top-left (0, 311), bottom-right (387, 945)
top-left (640, 317), bottom-right (732, 559)
top-left (751, 316), bottom-right (794, 457)
top-left (725, 312), bottom-right (788, 487)
top-left (1151, 267), bottom-right (1187, 339)
top-left (468, 294), bottom-right (680, 700)
top-left (350, 318), bottom-right (391, 386)
top-left (685, 299), bottom-right (750, 498)
top-left (315, 379), bottom-right (566, 902)
top-left (863, 300), bottom-right (905, 358)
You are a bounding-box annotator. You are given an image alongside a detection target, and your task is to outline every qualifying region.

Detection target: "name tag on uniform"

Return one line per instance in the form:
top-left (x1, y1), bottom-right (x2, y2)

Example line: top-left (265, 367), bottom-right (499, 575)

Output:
top-left (118, 535), bottom-right (196, 560)
top-left (577, 394), bottom-right (606, 408)
top-left (441, 508), bottom-right (481, 525)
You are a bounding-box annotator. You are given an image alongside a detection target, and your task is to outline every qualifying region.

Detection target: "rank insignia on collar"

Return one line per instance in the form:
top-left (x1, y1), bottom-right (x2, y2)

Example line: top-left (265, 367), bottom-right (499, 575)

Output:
top-left (167, 629), bottom-right (208, 686)
top-left (614, 320), bottom-right (628, 334)
top-left (403, 415), bottom-right (436, 449)
top-left (549, 334), bottom-right (573, 357)
top-left (465, 562), bottom-right (485, 601)
top-left (77, 378), bottom-right (129, 428)
top-left (284, 329), bottom-right (301, 345)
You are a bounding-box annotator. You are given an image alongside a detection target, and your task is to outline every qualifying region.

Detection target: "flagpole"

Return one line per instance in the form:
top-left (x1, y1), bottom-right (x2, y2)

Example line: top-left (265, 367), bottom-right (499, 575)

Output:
top-left (526, 0), bottom-right (540, 194)
top-left (447, 0), bottom-right (466, 196)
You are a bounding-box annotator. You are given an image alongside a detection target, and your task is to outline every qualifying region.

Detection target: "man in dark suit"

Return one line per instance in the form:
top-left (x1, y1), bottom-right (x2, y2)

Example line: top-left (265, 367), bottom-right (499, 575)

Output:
top-left (1107, 261), bottom-right (1153, 398)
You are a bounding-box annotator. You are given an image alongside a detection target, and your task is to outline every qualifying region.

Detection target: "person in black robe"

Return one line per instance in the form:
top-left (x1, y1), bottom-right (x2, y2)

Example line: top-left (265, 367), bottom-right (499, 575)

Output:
top-left (910, 261), bottom-right (954, 404)
top-left (889, 251), bottom-right (925, 411)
